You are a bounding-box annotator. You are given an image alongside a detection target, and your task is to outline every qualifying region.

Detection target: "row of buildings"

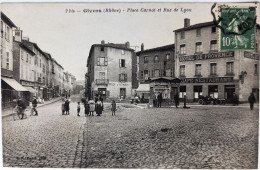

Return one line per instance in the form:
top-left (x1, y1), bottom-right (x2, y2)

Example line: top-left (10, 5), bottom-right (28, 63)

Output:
top-left (86, 18), bottom-right (259, 103)
top-left (1, 12), bottom-right (77, 109)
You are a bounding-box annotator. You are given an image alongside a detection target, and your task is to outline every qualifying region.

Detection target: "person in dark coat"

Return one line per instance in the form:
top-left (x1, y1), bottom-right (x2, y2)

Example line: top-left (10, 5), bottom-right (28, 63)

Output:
top-left (84, 99), bottom-right (90, 116)
top-left (31, 96), bottom-right (38, 116)
top-left (157, 93), bottom-right (163, 108)
top-left (64, 98), bottom-right (70, 115)
top-left (174, 93), bottom-right (179, 108)
top-left (248, 93), bottom-right (256, 110)
top-left (17, 97), bottom-right (26, 119)
top-left (95, 99), bottom-right (103, 116)
top-left (98, 95), bottom-right (104, 111)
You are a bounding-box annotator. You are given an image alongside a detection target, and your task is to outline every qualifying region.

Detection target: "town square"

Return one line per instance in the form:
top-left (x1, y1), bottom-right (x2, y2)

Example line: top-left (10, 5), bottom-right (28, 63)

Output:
top-left (1, 2), bottom-right (260, 169)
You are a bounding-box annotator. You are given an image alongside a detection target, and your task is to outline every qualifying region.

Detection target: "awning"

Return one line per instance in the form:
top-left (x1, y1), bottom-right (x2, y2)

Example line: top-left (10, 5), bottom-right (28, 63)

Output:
top-left (24, 86), bottom-right (37, 93)
top-left (136, 84), bottom-right (150, 93)
top-left (1, 77), bottom-right (28, 91)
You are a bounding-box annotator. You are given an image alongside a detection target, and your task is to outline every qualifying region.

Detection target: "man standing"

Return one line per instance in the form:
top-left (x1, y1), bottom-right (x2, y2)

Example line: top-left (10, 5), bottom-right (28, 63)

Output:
top-left (157, 92), bottom-right (163, 108)
top-left (17, 97), bottom-right (26, 119)
top-left (248, 93), bottom-right (256, 110)
top-left (31, 96), bottom-right (38, 116)
top-left (174, 93), bottom-right (179, 108)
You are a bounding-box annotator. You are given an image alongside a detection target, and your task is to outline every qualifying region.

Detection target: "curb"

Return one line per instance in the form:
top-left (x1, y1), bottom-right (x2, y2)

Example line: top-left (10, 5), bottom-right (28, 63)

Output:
top-left (2, 98), bottom-right (61, 118)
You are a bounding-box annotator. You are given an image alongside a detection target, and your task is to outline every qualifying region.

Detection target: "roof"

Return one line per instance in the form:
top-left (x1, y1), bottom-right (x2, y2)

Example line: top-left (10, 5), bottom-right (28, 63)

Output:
top-left (14, 41), bottom-right (35, 56)
top-left (52, 59), bottom-right (64, 69)
top-left (173, 21), bottom-right (215, 32)
top-left (44, 52), bottom-right (52, 60)
top-left (1, 12), bottom-right (17, 28)
top-left (87, 43), bottom-right (134, 66)
top-left (22, 40), bottom-right (49, 60)
top-left (149, 77), bottom-right (181, 83)
top-left (136, 44), bottom-right (174, 55)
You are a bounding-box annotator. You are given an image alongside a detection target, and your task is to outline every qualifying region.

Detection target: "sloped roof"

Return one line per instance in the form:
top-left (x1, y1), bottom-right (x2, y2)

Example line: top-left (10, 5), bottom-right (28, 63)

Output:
top-left (136, 44), bottom-right (174, 55)
top-left (1, 12), bottom-right (17, 28)
top-left (22, 40), bottom-right (49, 60)
top-left (173, 21), bottom-right (215, 32)
top-left (149, 77), bottom-right (181, 83)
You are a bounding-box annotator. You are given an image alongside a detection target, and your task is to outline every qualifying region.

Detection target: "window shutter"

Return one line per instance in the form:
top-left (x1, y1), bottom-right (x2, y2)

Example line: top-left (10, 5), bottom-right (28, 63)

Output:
top-left (97, 57), bottom-right (100, 66)
top-left (125, 74), bottom-right (127, 81)
top-left (119, 59), bottom-right (121, 67)
top-left (105, 57), bottom-right (108, 65)
top-left (119, 74), bottom-right (121, 82)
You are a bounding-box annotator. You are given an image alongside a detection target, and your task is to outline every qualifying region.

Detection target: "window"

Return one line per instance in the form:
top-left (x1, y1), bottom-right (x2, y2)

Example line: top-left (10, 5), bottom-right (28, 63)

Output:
top-left (101, 46), bottom-right (104, 52)
top-left (254, 64), bottom-right (258, 75)
top-left (119, 59), bottom-right (125, 67)
top-left (195, 64), bottom-right (201, 76)
top-left (144, 56), bottom-right (148, 63)
top-left (140, 71), bottom-right (143, 80)
top-left (119, 73), bottom-right (127, 82)
top-left (226, 62), bottom-right (234, 75)
top-left (211, 27), bottom-right (216, 33)
top-left (181, 31), bottom-right (185, 39)
top-left (154, 55), bottom-right (159, 62)
top-left (209, 85), bottom-right (218, 98)
top-left (166, 69), bottom-right (171, 77)
top-left (121, 50), bottom-right (125, 55)
top-left (6, 26), bottom-right (10, 41)
top-left (43, 64), bottom-right (45, 73)
top-left (179, 86), bottom-right (186, 98)
top-left (1, 21), bottom-right (3, 37)
top-left (6, 52), bottom-right (9, 69)
top-left (180, 44), bottom-right (186, 54)
top-left (40, 59), bottom-right (41, 68)
top-left (1, 49), bottom-right (3, 68)
top-left (210, 40), bottom-right (218, 51)
top-left (209, 63), bottom-right (217, 75)
top-left (180, 65), bottom-right (185, 76)
top-left (144, 70), bottom-right (149, 80)
top-left (154, 69), bottom-right (160, 77)
top-left (195, 42), bottom-right (202, 53)
top-left (26, 53), bottom-right (29, 63)
top-left (166, 54), bottom-right (170, 60)
top-left (97, 57), bottom-right (108, 66)
top-left (35, 56), bottom-right (37, 65)
top-left (194, 86), bottom-right (202, 99)
top-left (196, 29), bottom-right (201, 37)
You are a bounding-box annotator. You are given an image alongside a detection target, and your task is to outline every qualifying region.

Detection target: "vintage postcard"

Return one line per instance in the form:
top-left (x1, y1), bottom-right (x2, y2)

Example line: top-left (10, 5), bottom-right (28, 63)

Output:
top-left (1, 2), bottom-right (259, 169)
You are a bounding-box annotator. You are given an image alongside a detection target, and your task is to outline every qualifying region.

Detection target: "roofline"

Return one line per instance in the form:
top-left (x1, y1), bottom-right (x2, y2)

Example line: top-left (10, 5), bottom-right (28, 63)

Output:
top-left (22, 40), bottom-right (49, 60)
top-left (1, 12), bottom-right (17, 28)
top-left (173, 21), bottom-right (215, 32)
top-left (19, 43), bottom-right (35, 56)
top-left (136, 44), bottom-right (175, 55)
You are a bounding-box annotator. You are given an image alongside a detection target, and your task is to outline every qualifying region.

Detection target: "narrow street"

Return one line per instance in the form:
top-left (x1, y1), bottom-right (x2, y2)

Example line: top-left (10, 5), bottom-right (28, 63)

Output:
top-left (2, 98), bottom-right (258, 168)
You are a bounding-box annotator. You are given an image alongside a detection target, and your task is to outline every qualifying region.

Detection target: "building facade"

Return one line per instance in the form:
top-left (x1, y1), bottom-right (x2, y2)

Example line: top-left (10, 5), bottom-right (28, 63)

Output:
top-left (174, 19), bottom-right (259, 102)
top-left (87, 41), bottom-right (138, 100)
top-left (53, 59), bottom-right (64, 97)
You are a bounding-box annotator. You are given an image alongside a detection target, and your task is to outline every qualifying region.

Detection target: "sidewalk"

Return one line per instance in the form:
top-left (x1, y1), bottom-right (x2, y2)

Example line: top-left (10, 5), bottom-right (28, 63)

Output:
top-left (1, 97), bottom-right (61, 118)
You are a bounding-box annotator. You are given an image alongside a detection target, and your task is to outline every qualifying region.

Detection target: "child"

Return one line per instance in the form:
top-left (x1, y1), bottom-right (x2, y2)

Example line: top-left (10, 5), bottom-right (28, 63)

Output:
top-left (111, 100), bottom-right (116, 116)
top-left (77, 102), bottom-right (81, 116)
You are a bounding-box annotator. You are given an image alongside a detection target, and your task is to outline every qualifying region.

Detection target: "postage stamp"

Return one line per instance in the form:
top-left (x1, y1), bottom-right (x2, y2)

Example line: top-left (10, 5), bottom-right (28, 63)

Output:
top-left (219, 7), bottom-right (256, 51)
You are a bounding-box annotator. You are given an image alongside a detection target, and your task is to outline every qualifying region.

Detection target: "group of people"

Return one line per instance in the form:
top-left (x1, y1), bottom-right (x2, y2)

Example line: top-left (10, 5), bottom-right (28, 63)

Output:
top-left (152, 93), bottom-right (180, 108)
top-left (61, 97), bottom-right (71, 115)
top-left (15, 96), bottom-right (38, 119)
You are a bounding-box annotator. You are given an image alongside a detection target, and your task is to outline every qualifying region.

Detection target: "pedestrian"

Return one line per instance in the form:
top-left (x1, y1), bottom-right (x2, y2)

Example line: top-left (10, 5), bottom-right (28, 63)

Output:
top-left (17, 97), bottom-right (26, 119)
top-left (31, 96), bottom-right (38, 116)
top-left (111, 100), bottom-right (116, 116)
top-left (157, 92), bottom-right (163, 108)
top-left (88, 98), bottom-right (95, 116)
top-left (65, 98), bottom-right (70, 115)
top-left (77, 102), bottom-right (81, 116)
top-left (99, 94), bottom-right (104, 111)
top-left (174, 93), bottom-right (179, 108)
top-left (94, 94), bottom-right (99, 103)
top-left (61, 97), bottom-right (65, 115)
top-left (248, 93), bottom-right (256, 110)
top-left (84, 99), bottom-right (90, 117)
top-left (96, 99), bottom-right (103, 116)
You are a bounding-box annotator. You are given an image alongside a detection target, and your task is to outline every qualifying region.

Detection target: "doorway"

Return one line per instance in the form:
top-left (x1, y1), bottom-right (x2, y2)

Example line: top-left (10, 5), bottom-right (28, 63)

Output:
top-left (120, 88), bottom-right (126, 99)
top-left (225, 85), bottom-right (235, 102)
top-left (98, 88), bottom-right (106, 100)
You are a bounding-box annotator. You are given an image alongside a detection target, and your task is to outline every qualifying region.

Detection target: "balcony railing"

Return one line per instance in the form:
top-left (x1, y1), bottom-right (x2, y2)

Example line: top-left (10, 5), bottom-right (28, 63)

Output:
top-left (96, 79), bottom-right (109, 85)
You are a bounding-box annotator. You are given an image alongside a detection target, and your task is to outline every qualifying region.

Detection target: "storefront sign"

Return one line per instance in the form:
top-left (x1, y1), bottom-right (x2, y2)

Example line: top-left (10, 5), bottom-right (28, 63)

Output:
top-left (181, 77), bottom-right (234, 83)
top-left (244, 51), bottom-right (259, 60)
top-left (108, 82), bottom-right (130, 87)
top-left (179, 51), bottom-right (234, 62)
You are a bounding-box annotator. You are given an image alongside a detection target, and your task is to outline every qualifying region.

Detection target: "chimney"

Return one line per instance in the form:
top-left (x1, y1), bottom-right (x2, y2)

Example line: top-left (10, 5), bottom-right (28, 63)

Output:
top-left (184, 18), bottom-right (190, 28)
top-left (101, 40), bottom-right (105, 44)
top-left (141, 43), bottom-right (144, 51)
top-left (125, 41), bottom-right (130, 48)
top-left (14, 29), bottom-right (22, 42)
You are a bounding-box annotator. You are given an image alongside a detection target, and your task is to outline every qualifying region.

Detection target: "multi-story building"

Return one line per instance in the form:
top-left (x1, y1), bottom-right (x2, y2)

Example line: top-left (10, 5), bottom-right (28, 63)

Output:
top-left (53, 59), bottom-right (64, 97)
top-left (87, 41), bottom-right (138, 100)
top-left (13, 31), bottom-right (37, 102)
top-left (174, 18), bottom-right (259, 102)
top-left (1, 12), bottom-right (29, 108)
top-left (22, 39), bottom-right (50, 101)
top-left (136, 44), bottom-right (175, 99)
top-left (44, 52), bottom-right (54, 99)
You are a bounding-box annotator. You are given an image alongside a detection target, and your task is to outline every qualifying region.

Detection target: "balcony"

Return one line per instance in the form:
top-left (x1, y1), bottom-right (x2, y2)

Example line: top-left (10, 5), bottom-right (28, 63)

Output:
top-left (96, 79), bottom-right (109, 85)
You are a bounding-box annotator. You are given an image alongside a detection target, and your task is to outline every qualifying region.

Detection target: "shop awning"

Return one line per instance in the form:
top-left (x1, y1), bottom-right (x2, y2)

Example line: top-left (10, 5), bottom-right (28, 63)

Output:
top-left (1, 77), bottom-right (28, 91)
top-left (24, 86), bottom-right (37, 93)
top-left (136, 84), bottom-right (150, 93)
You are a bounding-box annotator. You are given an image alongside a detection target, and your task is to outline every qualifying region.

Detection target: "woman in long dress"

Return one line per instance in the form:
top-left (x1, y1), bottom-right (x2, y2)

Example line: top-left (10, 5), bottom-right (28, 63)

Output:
top-left (88, 98), bottom-right (95, 116)
top-left (96, 99), bottom-right (103, 116)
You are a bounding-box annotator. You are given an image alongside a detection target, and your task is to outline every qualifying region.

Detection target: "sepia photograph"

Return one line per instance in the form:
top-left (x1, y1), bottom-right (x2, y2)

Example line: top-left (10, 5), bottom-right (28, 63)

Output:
top-left (0, 1), bottom-right (259, 169)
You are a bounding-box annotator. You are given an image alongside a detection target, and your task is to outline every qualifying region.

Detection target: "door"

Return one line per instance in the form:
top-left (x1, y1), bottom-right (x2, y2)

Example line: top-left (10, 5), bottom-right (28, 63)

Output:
top-left (171, 87), bottom-right (178, 99)
top-left (98, 88), bottom-right (106, 100)
top-left (120, 88), bottom-right (126, 99)
top-left (225, 85), bottom-right (235, 103)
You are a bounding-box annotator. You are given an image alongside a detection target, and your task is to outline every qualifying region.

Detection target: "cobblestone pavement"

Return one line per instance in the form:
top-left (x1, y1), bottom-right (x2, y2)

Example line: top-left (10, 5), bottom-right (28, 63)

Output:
top-left (2, 100), bottom-right (258, 169)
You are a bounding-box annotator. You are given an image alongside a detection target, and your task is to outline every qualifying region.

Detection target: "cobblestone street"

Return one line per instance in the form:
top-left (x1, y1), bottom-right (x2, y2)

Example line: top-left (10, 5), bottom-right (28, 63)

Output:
top-left (2, 100), bottom-right (258, 169)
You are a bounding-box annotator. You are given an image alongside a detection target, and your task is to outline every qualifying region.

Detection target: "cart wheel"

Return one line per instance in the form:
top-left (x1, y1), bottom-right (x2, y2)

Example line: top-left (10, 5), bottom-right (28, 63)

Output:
top-left (198, 99), bottom-right (204, 105)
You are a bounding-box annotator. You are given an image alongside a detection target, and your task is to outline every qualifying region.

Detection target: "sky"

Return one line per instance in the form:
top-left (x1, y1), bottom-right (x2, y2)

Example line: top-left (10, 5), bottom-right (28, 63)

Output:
top-left (1, 2), bottom-right (259, 80)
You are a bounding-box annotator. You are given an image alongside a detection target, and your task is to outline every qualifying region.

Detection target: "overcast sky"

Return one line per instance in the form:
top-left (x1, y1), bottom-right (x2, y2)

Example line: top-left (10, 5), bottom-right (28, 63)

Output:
top-left (1, 2), bottom-right (259, 80)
